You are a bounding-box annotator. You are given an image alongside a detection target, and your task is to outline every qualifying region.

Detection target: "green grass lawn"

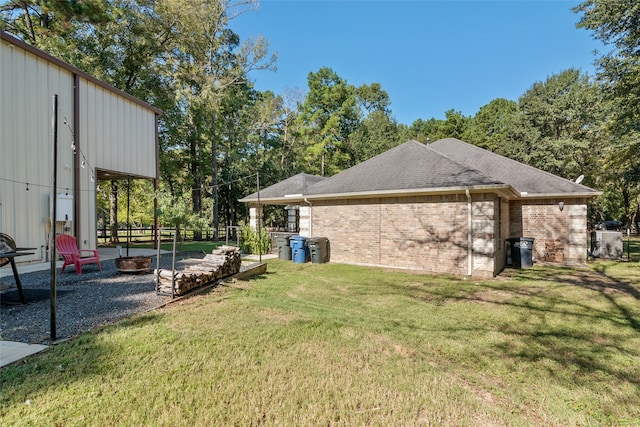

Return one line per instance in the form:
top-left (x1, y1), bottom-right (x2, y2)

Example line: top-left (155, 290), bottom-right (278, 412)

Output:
top-left (1, 260), bottom-right (639, 425)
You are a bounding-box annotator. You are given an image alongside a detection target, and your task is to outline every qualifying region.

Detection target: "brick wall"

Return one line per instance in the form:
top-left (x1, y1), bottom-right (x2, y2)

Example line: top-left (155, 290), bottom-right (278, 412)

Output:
top-left (509, 198), bottom-right (588, 265)
top-left (310, 194), bottom-right (497, 277)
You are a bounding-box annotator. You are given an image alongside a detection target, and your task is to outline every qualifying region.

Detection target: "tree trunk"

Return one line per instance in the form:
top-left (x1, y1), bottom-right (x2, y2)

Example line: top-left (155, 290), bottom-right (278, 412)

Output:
top-left (191, 139), bottom-right (202, 240)
top-left (212, 114), bottom-right (219, 241)
top-left (622, 186), bottom-right (632, 231)
top-left (109, 180), bottom-right (119, 243)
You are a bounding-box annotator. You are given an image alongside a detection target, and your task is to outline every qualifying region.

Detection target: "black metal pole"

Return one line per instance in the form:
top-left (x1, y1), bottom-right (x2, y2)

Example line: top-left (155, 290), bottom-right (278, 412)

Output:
top-left (127, 176), bottom-right (130, 257)
top-left (50, 94), bottom-right (58, 341)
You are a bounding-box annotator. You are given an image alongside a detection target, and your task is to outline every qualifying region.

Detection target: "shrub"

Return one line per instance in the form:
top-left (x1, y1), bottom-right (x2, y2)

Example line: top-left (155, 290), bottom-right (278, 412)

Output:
top-left (239, 225), bottom-right (270, 255)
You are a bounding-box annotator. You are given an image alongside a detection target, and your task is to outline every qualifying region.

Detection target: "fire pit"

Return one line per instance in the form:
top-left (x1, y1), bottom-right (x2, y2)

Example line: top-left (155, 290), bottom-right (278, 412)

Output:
top-left (115, 256), bottom-right (152, 274)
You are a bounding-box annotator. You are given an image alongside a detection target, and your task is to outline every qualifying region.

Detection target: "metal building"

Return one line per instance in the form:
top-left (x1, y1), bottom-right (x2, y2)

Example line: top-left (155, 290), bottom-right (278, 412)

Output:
top-left (0, 31), bottom-right (161, 263)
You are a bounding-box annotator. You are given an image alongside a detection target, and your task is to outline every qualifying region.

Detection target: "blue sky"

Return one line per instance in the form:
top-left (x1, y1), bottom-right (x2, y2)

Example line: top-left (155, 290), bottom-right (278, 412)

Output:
top-left (230, 0), bottom-right (606, 125)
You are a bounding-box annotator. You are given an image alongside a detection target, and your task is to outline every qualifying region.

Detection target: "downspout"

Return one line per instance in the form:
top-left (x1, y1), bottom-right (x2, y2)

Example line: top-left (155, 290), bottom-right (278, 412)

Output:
top-left (466, 188), bottom-right (473, 277)
top-left (303, 197), bottom-right (312, 237)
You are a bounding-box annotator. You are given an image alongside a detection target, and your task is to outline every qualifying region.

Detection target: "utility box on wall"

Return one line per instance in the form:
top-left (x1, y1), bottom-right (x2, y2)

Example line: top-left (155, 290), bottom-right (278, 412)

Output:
top-left (54, 194), bottom-right (74, 222)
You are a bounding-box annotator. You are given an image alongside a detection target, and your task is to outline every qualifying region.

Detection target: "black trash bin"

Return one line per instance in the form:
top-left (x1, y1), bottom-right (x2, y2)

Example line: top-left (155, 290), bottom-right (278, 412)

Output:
top-left (307, 237), bottom-right (330, 264)
top-left (276, 236), bottom-right (292, 261)
top-left (507, 237), bottom-right (535, 268)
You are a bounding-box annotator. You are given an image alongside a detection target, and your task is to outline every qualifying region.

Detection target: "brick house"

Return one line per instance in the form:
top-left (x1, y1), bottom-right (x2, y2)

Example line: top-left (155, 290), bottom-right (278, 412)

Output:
top-left (240, 139), bottom-right (600, 277)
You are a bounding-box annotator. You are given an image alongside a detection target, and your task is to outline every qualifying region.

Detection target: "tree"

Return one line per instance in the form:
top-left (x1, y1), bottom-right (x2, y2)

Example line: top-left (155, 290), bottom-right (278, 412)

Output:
top-left (440, 109), bottom-right (470, 140)
top-left (463, 98), bottom-right (518, 152)
top-left (575, 0), bottom-right (640, 139)
top-left (406, 110), bottom-right (470, 144)
top-left (348, 110), bottom-right (401, 165)
top-left (355, 82), bottom-right (391, 115)
top-left (158, 0), bottom-right (275, 239)
top-left (575, 0), bottom-right (640, 228)
top-left (278, 86), bottom-right (305, 174)
top-left (0, 0), bottom-right (108, 51)
top-left (297, 67), bottom-right (359, 176)
top-left (504, 69), bottom-right (607, 184)
top-left (407, 118), bottom-right (443, 143)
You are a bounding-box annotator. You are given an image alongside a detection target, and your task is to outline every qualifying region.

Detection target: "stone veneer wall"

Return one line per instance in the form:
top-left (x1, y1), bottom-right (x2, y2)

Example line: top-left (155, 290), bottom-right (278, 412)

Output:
top-left (509, 198), bottom-right (588, 265)
top-left (310, 194), bottom-right (498, 277)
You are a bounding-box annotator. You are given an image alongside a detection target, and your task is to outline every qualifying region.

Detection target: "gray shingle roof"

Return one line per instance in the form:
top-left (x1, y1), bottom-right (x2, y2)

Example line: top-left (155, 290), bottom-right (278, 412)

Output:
top-left (304, 140), bottom-right (503, 197)
top-left (239, 139), bottom-right (600, 203)
top-left (239, 173), bottom-right (325, 203)
top-left (428, 138), bottom-right (600, 197)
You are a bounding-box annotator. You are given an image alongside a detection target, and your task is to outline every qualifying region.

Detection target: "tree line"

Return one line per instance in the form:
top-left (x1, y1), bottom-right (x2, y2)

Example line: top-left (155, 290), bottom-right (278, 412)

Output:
top-left (2, 0), bottom-right (638, 238)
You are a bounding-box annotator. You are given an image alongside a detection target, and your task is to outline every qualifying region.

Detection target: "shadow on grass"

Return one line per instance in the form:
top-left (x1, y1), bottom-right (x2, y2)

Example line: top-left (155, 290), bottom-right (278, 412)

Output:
top-left (0, 312), bottom-right (165, 408)
top-left (286, 260), bottom-right (640, 391)
top-left (454, 265), bottom-right (640, 387)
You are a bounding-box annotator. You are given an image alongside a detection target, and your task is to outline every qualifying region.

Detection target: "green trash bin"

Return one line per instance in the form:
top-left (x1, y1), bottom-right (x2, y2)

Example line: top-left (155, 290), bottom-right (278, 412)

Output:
top-left (276, 236), bottom-right (292, 261)
top-left (307, 237), bottom-right (330, 264)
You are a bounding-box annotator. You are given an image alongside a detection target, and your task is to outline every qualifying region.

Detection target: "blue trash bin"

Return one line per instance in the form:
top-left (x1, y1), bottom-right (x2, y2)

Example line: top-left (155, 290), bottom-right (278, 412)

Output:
top-left (289, 235), bottom-right (309, 263)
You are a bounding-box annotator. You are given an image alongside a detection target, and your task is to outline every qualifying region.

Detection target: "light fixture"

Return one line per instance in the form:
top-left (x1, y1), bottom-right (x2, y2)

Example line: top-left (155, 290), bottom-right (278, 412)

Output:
top-left (559, 201), bottom-right (564, 212)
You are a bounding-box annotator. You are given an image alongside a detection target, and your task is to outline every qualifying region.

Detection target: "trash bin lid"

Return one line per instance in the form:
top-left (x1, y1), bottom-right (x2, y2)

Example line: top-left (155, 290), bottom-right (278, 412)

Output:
top-left (289, 235), bottom-right (307, 241)
top-left (507, 237), bottom-right (535, 242)
top-left (307, 237), bottom-right (327, 242)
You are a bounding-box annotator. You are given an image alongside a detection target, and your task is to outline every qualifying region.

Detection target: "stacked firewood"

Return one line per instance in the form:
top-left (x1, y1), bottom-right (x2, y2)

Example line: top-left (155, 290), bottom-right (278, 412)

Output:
top-left (155, 246), bottom-right (242, 296)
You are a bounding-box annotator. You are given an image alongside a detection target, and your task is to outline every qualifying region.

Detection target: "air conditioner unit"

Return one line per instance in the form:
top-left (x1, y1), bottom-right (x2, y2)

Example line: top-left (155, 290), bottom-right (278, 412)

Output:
top-left (591, 231), bottom-right (623, 259)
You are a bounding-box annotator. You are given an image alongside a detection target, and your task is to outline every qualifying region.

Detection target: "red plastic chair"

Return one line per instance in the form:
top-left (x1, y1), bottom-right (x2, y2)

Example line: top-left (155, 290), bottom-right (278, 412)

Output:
top-left (55, 234), bottom-right (102, 275)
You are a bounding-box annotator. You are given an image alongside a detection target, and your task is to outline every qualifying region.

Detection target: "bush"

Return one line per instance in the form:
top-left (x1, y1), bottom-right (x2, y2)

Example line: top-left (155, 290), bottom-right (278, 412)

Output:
top-left (239, 225), bottom-right (270, 255)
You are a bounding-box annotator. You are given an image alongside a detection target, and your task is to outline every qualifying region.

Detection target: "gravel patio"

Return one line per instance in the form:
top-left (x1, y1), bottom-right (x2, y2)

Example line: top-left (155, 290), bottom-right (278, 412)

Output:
top-left (1, 252), bottom-right (214, 345)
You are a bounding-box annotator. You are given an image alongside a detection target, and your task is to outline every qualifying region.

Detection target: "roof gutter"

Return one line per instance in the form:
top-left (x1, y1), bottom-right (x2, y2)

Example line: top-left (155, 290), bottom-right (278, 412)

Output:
top-left (297, 184), bottom-right (518, 202)
top-left (239, 185), bottom-right (518, 204)
top-left (241, 187), bottom-right (599, 204)
top-left (518, 191), bottom-right (603, 199)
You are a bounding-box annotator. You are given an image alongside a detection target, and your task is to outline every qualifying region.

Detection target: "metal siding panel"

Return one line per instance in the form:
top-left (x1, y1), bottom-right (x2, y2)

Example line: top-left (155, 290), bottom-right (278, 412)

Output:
top-left (1, 41), bottom-right (74, 260)
top-left (2, 40), bottom-right (157, 259)
top-left (81, 80), bottom-right (156, 178)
